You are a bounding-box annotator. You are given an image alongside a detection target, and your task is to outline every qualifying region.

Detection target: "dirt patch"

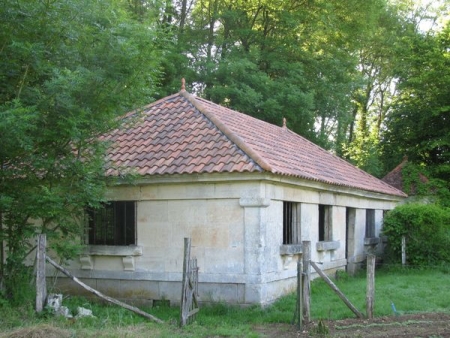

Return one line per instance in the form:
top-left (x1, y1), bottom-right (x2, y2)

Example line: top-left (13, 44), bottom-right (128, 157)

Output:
top-left (254, 313), bottom-right (450, 337)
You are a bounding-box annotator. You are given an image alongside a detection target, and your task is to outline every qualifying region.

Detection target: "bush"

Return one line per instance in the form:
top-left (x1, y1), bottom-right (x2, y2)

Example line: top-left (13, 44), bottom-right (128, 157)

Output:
top-left (382, 203), bottom-right (450, 266)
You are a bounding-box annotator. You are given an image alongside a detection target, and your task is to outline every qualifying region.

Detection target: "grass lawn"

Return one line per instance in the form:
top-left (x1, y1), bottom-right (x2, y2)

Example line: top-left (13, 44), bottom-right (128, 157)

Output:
top-left (1, 267), bottom-right (449, 337)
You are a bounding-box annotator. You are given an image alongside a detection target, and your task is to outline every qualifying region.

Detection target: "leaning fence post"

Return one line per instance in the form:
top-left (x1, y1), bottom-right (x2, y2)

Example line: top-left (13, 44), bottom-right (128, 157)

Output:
top-left (311, 261), bottom-right (364, 319)
top-left (366, 254), bottom-right (375, 319)
top-left (36, 234), bottom-right (47, 312)
top-left (302, 241), bottom-right (311, 322)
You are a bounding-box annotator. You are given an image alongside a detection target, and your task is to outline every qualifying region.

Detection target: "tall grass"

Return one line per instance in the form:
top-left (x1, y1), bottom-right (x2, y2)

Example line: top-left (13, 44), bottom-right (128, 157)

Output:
top-left (1, 267), bottom-right (449, 337)
top-left (309, 266), bottom-right (450, 320)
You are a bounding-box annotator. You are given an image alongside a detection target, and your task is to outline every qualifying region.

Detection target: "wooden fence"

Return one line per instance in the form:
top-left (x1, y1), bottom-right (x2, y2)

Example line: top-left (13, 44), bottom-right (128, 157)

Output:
top-left (180, 237), bottom-right (199, 327)
top-left (293, 241), bottom-right (376, 329)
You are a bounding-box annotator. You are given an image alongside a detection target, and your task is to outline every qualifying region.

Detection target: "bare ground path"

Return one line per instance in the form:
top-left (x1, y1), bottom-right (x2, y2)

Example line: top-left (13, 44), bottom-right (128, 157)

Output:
top-left (253, 313), bottom-right (450, 337)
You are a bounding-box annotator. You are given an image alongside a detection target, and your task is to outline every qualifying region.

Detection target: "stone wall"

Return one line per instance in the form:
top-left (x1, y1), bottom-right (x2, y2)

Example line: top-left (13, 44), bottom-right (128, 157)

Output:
top-left (50, 173), bottom-right (401, 306)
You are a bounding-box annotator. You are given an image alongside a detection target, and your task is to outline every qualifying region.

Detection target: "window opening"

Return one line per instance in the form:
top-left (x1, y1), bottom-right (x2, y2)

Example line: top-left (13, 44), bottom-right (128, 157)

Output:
top-left (318, 204), bottom-right (332, 241)
top-left (87, 201), bottom-right (136, 245)
top-left (365, 209), bottom-right (376, 238)
top-left (283, 202), bottom-right (301, 244)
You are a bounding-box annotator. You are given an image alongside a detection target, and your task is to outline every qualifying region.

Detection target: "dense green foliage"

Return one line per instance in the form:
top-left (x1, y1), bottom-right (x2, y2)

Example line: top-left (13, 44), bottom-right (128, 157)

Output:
top-left (382, 203), bottom-right (450, 266)
top-left (0, 0), bottom-right (162, 302)
top-left (381, 23), bottom-right (450, 183)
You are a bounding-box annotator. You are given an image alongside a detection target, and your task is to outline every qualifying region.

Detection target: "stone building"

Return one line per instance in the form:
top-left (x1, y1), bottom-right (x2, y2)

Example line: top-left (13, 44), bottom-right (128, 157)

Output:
top-left (56, 88), bottom-right (406, 306)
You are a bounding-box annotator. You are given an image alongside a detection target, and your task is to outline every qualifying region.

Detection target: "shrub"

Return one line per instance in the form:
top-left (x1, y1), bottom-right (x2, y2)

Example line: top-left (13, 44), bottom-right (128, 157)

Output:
top-left (382, 203), bottom-right (450, 266)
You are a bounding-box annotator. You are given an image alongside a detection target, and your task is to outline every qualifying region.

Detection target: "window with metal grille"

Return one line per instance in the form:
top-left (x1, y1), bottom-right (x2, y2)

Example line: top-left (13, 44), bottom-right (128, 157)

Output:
top-left (87, 201), bottom-right (136, 245)
top-left (283, 202), bottom-right (301, 245)
top-left (365, 209), bottom-right (376, 238)
top-left (318, 204), bottom-right (332, 241)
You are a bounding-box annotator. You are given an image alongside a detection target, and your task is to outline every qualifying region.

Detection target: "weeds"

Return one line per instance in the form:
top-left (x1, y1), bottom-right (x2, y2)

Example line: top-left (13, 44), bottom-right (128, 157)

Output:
top-left (0, 268), bottom-right (449, 337)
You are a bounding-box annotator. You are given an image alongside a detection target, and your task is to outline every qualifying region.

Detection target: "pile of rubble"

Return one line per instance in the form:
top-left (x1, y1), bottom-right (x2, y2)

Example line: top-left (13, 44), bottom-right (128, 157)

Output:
top-left (46, 294), bottom-right (95, 319)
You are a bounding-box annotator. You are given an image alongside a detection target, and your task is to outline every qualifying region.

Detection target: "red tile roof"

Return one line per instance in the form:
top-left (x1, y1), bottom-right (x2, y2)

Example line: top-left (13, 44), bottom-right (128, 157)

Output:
top-left (102, 90), bottom-right (406, 197)
top-left (382, 157), bottom-right (427, 194)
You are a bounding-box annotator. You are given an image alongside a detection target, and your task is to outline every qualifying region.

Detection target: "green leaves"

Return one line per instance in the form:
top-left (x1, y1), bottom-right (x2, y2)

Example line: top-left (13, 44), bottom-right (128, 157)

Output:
top-left (383, 203), bottom-right (450, 266)
top-left (0, 0), bottom-right (163, 300)
top-left (381, 22), bottom-right (450, 183)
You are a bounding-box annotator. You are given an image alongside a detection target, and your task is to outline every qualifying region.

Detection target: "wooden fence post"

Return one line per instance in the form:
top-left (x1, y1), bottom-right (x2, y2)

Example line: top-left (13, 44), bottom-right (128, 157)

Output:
top-left (36, 234), bottom-right (47, 312)
top-left (302, 241), bottom-right (311, 322)
top-left (180, 237), bottom-right (191, 326)
top-left (366, 254), bottom-right (375, 319)
top-left (292, 261), bottom-right (303, 329)
top-left (297, 261), bottom-right (303, 330)
top-left (401, 236), bottom-right (406, 266)
top-left (180, 237), bottom-right (199, 326)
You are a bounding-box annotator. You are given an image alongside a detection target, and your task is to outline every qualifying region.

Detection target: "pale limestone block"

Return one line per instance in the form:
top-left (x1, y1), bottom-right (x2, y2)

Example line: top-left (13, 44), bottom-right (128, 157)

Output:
top-left (168, 200), bottom-right (207, 225)
top-left (122, 256), bottom-right (135, 271)
top-left (94, 279), bottom-right (121, 298)
top-left (154, 184), bottom-right (188, 200)
top-left (138, 185), bottom-right (156, 199)
top-left (301, 203), bottom-right (316, 240)
top-left (199, 272), bottom-right (246, 284)
top-left (202, 247), bottom-right (244, 274)
top-left (239, 197), bottom-right (270, 207)
top-left (105, 186), bottom-right (141, 200)
top-left (244, 283), bottom-right (262, 304)
top-left (261, 277), bottom-right (297, 305)
top-left (230, 222), bottom-right (245, 248)
top-left (319, 191), bottom-right (336, 205)
top-left (206, 199), bottom-right (243, 224)
top-left (80, 255), bottom-right (93, 270)
top-left (191, 225), bottom-right (230, 248)
top-left (83, 245), bottom-right (142, 256)
top-left (243, 208), bottom-right (263, 275)
top-left (198, 282), bottom-right (241, 303)
top-left (138, 200), bottom-right (169, 223)
top-left (354, 208), bottom-right (367, 258)
top-left (139, 221), bottom-right (171, 248)
top-left (158, 281), bottom-right (181, 301)
top-left (185, 183), bottom-right (216, 199)
top-left (93, 256), bottom-right (123, 270)
top-left (134, 257), bottom-right (165, 272)
top-left (120, 280), bottom-right (160, 299)
top-left (213, 182), bottom-right (247, 199)
top-left (332, 206), bottom-right (346, 260)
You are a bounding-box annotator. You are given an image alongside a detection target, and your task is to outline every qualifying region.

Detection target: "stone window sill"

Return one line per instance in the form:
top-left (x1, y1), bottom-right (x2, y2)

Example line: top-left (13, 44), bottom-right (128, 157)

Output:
top-left (316, 240), bottom-right (340, 252)
top-left (80, 245), bottom-right (142, 271)
top-left (82, 245), bottom-right (143, 256)
top-left (280, 244), bottom-right (303, 255)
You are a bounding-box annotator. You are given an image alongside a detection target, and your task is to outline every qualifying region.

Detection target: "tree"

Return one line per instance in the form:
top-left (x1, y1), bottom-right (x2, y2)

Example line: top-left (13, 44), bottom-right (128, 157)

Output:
top-left (0, 0), bottom-right (162, 303)
top-left (381, 21), bottom-right (450, 183)
top-left (173, 0), bottom-right (390, 147)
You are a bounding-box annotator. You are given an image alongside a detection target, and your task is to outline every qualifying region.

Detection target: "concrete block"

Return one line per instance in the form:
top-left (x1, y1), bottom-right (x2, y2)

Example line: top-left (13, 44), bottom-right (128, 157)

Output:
top-left (80, 255), bottom-right (93, 270)
top-left (198, 283), bottom-right (240, 303)
top-left (122, 256), bottom-right (135, 271)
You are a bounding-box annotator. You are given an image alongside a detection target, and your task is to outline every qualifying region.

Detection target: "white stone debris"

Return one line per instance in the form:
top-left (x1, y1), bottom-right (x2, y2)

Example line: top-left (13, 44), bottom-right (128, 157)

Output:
top-left (76, 307), bottom-right (95, 318)
top-left (46, 293), bottom-right (94, 319)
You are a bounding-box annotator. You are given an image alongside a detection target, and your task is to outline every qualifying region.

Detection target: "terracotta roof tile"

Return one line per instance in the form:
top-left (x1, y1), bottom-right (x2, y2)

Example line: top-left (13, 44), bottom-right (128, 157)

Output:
top-left (102, 91), bottom-right (405, 197)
